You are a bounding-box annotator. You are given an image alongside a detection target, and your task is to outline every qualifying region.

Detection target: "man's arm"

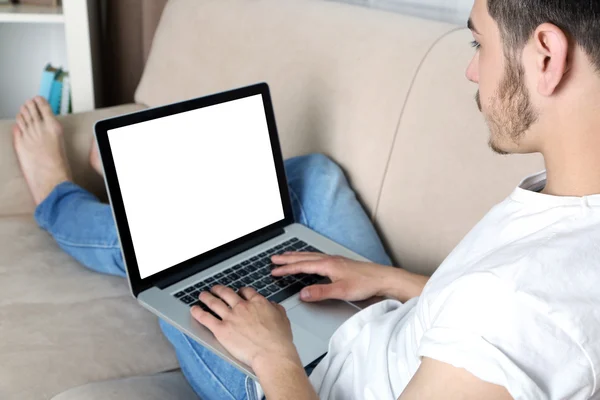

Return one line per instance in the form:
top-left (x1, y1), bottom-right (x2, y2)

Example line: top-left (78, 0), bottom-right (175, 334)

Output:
top-left (254, 354), bottom-right (318, 400)
top-left (377, 266), bottom-right (430, 302)
top-left (272, 253), bottom-right (430, 303)
top-left (399, 357), bottom-right (512, 400)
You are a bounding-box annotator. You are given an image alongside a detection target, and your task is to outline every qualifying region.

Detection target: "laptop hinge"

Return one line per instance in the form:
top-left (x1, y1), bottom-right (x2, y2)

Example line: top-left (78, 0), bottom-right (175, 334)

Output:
top-left (155, 227), bottom-right (286, 290)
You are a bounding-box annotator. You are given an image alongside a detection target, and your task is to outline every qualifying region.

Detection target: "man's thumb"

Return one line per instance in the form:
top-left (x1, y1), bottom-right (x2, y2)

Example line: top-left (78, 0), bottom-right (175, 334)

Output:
top-left (300, 283), bottom-right (345, 302)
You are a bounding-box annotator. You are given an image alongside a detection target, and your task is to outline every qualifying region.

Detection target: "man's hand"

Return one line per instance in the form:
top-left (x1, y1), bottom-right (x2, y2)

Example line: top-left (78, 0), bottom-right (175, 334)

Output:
top-left (272, 253), bottom-right (429, 303)
top-left (191, 286), bottom-right (319, 400)
top-left (190, 286), bottom-right (301, 369)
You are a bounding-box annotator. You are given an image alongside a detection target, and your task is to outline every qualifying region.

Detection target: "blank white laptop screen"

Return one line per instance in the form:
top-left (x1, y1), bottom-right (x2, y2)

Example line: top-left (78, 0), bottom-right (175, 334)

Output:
top-left (107, 94), bottom-right (285, 279)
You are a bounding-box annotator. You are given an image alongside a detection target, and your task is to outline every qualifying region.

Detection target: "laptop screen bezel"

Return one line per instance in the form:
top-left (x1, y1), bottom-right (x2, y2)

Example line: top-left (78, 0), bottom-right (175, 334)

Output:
top-left (94, 83), bottom-right (294, 297)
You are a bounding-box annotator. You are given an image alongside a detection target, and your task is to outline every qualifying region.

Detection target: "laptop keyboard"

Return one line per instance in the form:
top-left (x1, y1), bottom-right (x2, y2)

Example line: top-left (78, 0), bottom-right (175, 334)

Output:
top-left (173, 238), bottom-right (323, 317)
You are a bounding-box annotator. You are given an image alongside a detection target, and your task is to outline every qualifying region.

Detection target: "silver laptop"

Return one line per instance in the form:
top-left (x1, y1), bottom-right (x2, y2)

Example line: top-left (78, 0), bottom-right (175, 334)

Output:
top-left (94, 83), bottom-right (368, 379)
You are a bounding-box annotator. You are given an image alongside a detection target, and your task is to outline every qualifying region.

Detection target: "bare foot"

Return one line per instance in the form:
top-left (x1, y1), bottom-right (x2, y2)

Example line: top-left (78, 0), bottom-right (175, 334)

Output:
top-left (12, 96), bottom-right (72, 205)
top-left (89, 138), bottom-right (103, 176)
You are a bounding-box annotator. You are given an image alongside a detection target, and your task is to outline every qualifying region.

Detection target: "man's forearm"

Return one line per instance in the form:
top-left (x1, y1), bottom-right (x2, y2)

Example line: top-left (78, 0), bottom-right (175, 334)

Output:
top-left (377, 266), bottom-right (429, 302)
top-left (254, 355), bottom-right (318, 400)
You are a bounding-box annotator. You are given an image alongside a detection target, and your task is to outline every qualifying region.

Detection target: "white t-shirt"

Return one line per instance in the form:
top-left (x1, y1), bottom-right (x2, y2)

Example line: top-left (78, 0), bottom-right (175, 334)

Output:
top-left (308, 171), bottom-right (600, 399)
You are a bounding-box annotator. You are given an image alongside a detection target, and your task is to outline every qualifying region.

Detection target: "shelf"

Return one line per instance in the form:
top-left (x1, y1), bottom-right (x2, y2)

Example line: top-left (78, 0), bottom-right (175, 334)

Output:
top-left (0, 4), bottom-right (64, 23)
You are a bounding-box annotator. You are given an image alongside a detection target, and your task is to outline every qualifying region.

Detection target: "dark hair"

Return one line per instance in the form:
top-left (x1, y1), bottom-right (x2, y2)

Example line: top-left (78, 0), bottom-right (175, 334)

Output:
top-left (488, 0), bottom-right (600, 71)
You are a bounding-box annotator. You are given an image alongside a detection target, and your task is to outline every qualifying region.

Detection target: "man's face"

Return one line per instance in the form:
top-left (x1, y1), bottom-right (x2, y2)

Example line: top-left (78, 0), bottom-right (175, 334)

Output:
top-left (466, 0), bottom-right (539, 155)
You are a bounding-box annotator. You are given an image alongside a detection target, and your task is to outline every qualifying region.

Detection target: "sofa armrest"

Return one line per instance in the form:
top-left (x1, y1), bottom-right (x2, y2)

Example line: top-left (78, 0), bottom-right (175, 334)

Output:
top-left (0, 104), bottom-right (145, 217)
top-left (51, 371), bottom-right (199, 400)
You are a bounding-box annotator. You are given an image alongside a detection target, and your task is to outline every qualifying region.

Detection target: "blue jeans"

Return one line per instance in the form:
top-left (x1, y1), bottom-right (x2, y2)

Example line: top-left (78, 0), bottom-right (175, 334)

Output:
top-left (35, 154), bottom-right (391, 400)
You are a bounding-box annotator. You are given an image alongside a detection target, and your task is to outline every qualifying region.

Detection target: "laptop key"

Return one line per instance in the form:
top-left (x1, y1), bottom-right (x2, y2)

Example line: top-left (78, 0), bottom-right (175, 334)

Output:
top-left (232, 264), bottom-right (243, 271)
top-left (290, 237), bottom-right (299, 243)
top-left (214, 272), bottom-right (224, 279)
top-left (261, 286), bottom-right (273, 294)
top-left (241, 276), bottom-right (253, 285)
top-left (261, 276), bottom-right (276, 285)
top-left (181, 295), bottom-right (195, 304)
top-left (254, 281), bottom-right (266, 289)
top-left (219, 276), bottom-right (232, 285)
top-left (275, 279), bottom-right (290, 288)
top-left (249, 272), bottom-right (261, 280)
top-left (267, 282), bottom-right (305, 304)
top-left (205, 277), bottom-right (215, 284)
top-left (184, 287), bottom-right (195, 293)
top-left (229, 272), bottom-right (241, 280)
top-left (241, 260), bottom-right (250, 266)
top-left (267, 284), bottom-right (280, 293)
top-left (304, 275), bottom-right (321, 285)
top-left (238, 266), bottom-right (251, 275)
top-left (258, 252), bottom-right (267, 257)
top-left (282, 276), bottom-right (297, 285)
top-left (190, 290), bottom-right (200, 298)
top-left (250, 256), bottom-right (259, 262)
top-left (174, 291), bottom-right (186, 298)
top-left (305, 246), bottom-right (322, 253)
top-left (231, 281), bottom-right (244, 290)
top-left (258, 288), bottom-right (270, 297)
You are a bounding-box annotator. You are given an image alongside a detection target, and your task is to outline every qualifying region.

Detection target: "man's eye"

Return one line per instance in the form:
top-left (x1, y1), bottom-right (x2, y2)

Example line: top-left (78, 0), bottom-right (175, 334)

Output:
top-left (470, 40), bottom-right (481, 50)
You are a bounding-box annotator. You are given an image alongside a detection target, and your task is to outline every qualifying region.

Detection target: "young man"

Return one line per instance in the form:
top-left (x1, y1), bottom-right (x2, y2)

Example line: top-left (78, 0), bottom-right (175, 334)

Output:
top-left (12, 0), bottom-right (600, 398)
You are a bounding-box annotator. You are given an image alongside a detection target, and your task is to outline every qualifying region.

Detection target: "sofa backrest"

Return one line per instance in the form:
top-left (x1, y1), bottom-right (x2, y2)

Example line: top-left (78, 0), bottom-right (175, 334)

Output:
top-left (136, 0), bottom-right (543, 275)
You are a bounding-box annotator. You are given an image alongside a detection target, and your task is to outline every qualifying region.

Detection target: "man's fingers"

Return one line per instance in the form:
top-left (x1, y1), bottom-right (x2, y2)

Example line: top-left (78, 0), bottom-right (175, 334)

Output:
top-left (271, 252), bottom-right (327, 265)
top-left (210, 285), bottom-right (242, 308)
top-left (299, 282), bottom-right (347, 302)
top-left (190, 305), bottom-right (222, 331)
top-left (199, 291), bottom-right (232, 317)
top-left (271, 260), bottom-right (330, 277)
top-left (238, 287), bottom-right (259, 301)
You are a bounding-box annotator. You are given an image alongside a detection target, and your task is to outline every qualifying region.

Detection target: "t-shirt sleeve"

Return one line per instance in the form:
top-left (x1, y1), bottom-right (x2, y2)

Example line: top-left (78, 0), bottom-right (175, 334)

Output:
top-left (417, 273), bottom-right (593, 399)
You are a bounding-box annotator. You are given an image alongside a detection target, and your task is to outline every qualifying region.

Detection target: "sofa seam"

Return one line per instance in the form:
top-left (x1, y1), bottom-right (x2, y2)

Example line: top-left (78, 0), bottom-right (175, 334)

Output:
top-left (371, 26), bottom-right (465, 221)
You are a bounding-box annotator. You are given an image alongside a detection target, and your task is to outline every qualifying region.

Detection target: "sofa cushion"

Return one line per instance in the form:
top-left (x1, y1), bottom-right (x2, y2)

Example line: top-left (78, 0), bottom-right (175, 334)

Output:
top-left (374, 29), bottom-right (544, 275)
top-left (136, 0), bottom-right (457, 217)
top-left (0, 215), bottom-right (179, 400)
top-left (0, 104), bottom-right (145, 217)
top-left (51, 371), bottom-right (198, 400)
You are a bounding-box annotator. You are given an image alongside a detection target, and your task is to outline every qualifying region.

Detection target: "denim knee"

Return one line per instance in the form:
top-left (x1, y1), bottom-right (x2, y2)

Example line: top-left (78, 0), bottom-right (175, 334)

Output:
top-left (290, 153), bottom-right (346, 187)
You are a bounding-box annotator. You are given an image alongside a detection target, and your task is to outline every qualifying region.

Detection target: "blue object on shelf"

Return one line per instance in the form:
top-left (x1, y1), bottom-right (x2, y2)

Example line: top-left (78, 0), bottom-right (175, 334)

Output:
top-left (39, 64), bottom-right (63, 115)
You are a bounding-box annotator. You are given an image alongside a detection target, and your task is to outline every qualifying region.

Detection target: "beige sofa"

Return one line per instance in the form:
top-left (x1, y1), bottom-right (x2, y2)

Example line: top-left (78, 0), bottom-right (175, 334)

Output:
top-left (0, 0), bottom-right (544, 398)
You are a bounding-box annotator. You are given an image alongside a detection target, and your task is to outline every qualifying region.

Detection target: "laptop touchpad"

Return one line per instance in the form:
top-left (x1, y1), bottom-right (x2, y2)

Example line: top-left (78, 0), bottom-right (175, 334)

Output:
top-left (287, 300), bottom-right (358, 341)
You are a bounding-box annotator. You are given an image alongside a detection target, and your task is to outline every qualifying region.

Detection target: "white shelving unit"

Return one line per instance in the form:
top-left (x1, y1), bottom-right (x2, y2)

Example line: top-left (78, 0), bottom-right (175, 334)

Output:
top-left (0, 1), bottom-right (100, 119)
top-left (0, 4), bottom-right (65, 23)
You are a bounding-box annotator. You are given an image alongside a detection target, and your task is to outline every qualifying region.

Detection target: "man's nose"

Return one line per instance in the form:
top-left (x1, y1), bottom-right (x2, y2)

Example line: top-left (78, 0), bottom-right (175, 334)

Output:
top-left (466, 54), bottom-right (479, 83)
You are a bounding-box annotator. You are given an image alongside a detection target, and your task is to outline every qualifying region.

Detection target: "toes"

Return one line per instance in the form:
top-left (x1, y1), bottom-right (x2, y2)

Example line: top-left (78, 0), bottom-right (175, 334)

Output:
top-left (16, 114), bottom-right (27, 133)
top-left (34, 96), bottom-right (54, 120)
top-left (11, 125), bottom-right (22, 145)
top-left (25, 99), bottom-right (43, 123)
top-left (20, 105), bottom-right (33, 125)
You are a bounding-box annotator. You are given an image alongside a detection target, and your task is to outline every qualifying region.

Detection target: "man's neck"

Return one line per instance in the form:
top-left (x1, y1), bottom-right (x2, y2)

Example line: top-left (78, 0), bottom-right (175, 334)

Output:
top-left (542, 118), bottom-right (600, 197)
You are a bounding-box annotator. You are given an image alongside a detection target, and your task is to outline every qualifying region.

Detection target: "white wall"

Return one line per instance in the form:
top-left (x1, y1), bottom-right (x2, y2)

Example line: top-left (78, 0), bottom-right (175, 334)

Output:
top-left (0, 23), bottom-right (68, 119)
top-left (332, 0), bottom-right (474, 25)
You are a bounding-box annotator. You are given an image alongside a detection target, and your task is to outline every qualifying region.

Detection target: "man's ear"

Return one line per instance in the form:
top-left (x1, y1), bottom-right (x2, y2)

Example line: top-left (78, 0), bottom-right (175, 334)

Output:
top-left (533, 23), bottom-right (570, 96)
